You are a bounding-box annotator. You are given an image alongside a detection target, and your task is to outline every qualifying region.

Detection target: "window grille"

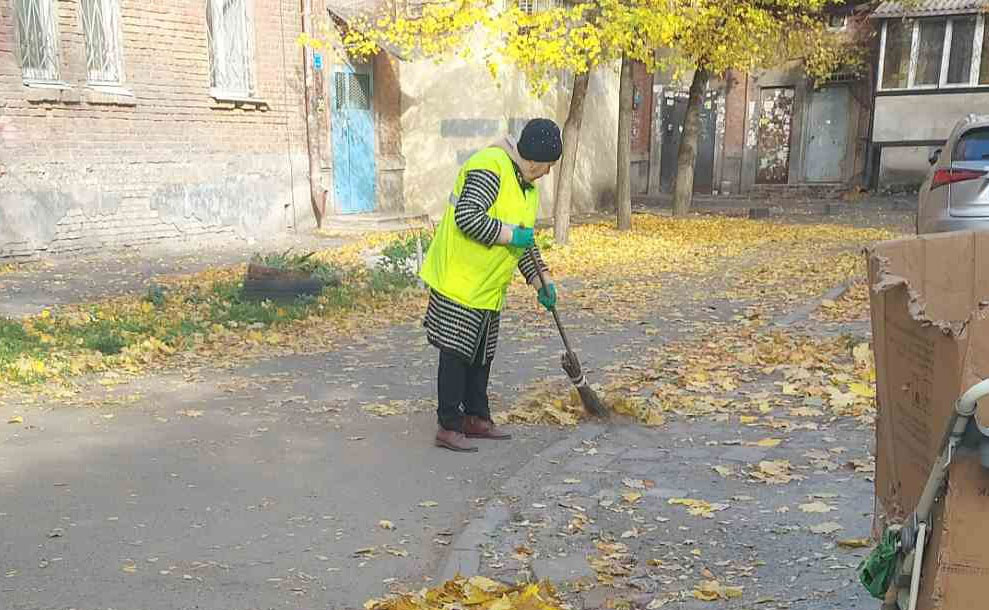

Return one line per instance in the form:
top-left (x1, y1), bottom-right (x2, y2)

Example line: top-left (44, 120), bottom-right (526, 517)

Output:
top-left (14, 0), bottom-right (60, 82)
top-left (207, 0), bottom-right (256, 96)
top-left (334, 73), bottom-right (371, 110)
top-left (80, 0), bottom-right (124, 84)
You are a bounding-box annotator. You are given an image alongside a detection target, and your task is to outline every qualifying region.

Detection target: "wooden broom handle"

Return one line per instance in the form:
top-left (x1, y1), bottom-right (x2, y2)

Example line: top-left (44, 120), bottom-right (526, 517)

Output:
top-left (526, 247), bottom-right (574, 355)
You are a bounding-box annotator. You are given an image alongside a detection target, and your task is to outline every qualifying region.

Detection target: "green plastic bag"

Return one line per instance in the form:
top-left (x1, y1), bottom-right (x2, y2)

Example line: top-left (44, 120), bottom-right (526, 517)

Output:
top-left (859, 527), bottom-right (900, 599)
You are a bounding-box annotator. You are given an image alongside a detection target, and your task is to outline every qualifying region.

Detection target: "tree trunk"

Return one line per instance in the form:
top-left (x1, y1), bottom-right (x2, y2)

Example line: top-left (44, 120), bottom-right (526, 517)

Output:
top-left (553, 70), bottom-right (591, 245)
top-left (616, 53), bottom-right (633, 231)
top-left (301, 1), bottom-right (326, 228)
top-left (671, 66), bottom-right (711, 217)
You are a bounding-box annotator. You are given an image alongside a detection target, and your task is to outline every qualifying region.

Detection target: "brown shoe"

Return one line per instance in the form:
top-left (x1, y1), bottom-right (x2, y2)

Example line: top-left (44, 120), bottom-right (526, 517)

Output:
top-left (464, 416), bottom-right (512, 440)
top-left (435, 427), bottom-right (478, 452)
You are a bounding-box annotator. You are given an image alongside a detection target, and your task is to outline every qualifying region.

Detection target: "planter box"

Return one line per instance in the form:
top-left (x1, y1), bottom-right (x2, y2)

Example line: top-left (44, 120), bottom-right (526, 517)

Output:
top-left (242, 263), bottom-right (328, 301)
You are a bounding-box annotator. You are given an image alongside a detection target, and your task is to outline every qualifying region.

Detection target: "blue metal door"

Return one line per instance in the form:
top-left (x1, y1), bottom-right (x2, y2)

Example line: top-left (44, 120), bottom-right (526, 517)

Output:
top-left (331, 67), bottom-right (376, 214)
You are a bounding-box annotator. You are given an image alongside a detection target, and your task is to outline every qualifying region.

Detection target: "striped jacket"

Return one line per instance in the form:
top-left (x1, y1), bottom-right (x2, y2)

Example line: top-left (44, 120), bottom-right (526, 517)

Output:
top-left (424, 146), bottom-right (548, 365)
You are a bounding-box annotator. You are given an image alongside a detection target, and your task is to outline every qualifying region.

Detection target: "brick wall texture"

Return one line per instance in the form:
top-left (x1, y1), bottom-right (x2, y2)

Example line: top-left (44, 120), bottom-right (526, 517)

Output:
top-left (0, 0), bottom-right (313, 260)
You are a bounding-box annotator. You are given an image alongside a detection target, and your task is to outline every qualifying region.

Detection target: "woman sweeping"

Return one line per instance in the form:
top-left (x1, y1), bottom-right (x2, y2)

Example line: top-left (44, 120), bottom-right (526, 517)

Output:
top-left (419, 118), bottom-right (563, 452)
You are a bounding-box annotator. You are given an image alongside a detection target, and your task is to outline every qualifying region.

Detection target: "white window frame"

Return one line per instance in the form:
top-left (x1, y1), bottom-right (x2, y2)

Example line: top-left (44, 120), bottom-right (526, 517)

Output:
top-left (878, 14), bottom-right (989, 92)
top-left (516, 0), bottom-right (555, 14)
top-left (827, 14), bottom-right (848, 32)
top-left (207, 0), bottom-right (257, 100)
top-left (14, 0), bottom-right (62, 84)
top-left (79, 0), bottom-right (125, 86)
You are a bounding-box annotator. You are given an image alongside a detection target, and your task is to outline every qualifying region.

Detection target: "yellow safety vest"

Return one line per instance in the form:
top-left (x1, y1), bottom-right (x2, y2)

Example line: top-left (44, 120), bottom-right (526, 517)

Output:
top-left (420, 146), bottom-right (539, 311)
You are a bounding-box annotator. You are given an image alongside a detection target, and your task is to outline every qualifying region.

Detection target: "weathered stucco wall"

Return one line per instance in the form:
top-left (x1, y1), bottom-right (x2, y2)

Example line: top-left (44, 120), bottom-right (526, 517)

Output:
top-left (874, 92), bottom-right (989, 189)
top-left (0, 0), bottom-right (312, 261)
top-left (873, 93), bottom-right (988, 143)
top-left (397, 56), bottom-right (620, 221)
top-left (878, 145), bottom-right (937, 190)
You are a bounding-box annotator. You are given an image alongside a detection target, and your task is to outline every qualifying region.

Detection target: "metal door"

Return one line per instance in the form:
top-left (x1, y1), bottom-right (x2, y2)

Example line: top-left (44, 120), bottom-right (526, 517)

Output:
top-left (659, 91), bottom-right (717, 194)
top-left (693, 94), bottom-right (718, 194)
top-left (755, 87), bottom-right (795, 185)
top-left (803, 86), bottom-right (849, 183)
top-left (331, 67), bottom-right (376, 214)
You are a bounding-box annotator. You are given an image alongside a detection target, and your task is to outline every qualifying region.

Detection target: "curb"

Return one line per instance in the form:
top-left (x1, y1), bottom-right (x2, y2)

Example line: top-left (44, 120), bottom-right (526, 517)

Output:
top-left (437, 423), bottom-right (607, 582)
top-left (772, 279), bottom-right (855, 327)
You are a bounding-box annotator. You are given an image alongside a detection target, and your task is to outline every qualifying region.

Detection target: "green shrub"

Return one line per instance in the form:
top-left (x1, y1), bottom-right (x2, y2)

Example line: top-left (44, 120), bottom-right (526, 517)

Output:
top-left (81, 322), bottom-right (128, 355)
top-left (377, 231), bottom-right (432, 280)
top-left (252, 249), bottom-right (343, 285)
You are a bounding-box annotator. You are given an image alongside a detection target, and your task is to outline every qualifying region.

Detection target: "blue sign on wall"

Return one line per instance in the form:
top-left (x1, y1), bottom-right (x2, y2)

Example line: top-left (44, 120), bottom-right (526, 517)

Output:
top-left (313, 53), bottom-right (323, 70)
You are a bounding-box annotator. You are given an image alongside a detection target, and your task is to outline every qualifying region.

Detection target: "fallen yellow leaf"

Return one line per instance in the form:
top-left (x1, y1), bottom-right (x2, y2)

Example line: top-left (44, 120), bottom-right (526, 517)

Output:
top-left (838, 538), bottom-right (871, 549)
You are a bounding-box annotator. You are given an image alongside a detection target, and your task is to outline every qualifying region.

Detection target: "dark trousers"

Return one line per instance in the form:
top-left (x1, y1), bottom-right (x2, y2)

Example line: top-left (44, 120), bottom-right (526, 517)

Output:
top-left (437, 348), bottom-right (492, 431)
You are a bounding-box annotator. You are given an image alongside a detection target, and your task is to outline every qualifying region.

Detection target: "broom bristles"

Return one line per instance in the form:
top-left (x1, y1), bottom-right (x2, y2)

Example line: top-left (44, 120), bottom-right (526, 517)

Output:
top-left (577, 384), bottom-right (608, 418)
top-left (561, 351), bottom-right (608, 418)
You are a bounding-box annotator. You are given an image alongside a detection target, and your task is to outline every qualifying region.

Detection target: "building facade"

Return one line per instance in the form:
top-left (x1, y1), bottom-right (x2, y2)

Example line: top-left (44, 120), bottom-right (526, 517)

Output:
top-left (631, 3), bottom-right (875, 200)
top-left (869, 1), bottom-right (989, 190)
top-left (326, 0), bottom-right (619, 223)
top-left (1, 0), bottom-right (619, 260)
top-left (1, 0), bottom-right (313, 260)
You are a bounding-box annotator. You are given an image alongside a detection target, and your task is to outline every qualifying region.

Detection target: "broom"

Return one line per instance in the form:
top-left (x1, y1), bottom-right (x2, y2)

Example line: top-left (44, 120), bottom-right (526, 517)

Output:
top-left (527, 248), bottom-right (608, 418)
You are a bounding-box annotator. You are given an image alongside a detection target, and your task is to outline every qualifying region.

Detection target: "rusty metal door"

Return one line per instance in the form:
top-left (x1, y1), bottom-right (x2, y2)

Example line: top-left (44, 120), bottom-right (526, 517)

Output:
top-left (803, 86), bottom-right (849, 183)
top-left (755, 87), bottom-right (795, 185)
top-left (659, 90), bottom-right (717, 194)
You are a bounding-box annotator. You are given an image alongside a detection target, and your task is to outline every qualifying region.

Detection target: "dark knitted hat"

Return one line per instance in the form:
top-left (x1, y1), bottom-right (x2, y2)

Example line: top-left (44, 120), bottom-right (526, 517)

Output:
top-left (517, 118), bottom-right (562, 163)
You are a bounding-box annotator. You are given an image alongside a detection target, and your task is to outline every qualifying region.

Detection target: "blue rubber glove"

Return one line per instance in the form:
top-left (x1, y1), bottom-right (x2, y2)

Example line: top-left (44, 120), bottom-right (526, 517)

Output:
top-left (538, 283), bottom-right (557, 311)
top-left (509, 226), bottom-right (535, 249)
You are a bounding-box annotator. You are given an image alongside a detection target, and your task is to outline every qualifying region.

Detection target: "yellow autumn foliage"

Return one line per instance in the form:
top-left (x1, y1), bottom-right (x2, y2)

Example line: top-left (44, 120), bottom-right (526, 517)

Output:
top-left (363, 576), bottom-right (563, 610)
top-left (300, 0), bottom-right (859, 97)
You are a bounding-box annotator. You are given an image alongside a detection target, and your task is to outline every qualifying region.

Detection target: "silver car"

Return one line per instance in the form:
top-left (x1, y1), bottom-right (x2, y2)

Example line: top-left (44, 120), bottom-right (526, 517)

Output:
top-left (917, 114), bottom-right (989, 234)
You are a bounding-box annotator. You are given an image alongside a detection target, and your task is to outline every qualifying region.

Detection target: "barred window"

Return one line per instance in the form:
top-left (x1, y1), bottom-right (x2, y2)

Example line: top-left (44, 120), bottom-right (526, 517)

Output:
top-left (80, 0), bottom-right (124, 84)
top-left (517, 0), bottom-right (555, 14)
top-left (14, 0), bottom-right (60, 82)
top-left (207, 0), bottom-right (255, 96)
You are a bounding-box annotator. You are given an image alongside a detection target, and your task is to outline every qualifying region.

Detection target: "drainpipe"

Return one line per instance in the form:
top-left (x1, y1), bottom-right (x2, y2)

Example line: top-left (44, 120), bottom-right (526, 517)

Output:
top-left (864, 19), bottom-right (881, 191)
top-left (301, 0), bottom-right (328, 227)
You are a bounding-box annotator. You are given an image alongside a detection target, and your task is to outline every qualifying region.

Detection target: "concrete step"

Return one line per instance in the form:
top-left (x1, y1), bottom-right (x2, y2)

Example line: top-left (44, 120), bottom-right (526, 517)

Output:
top-left (318, 212), bottom-right (433, 234)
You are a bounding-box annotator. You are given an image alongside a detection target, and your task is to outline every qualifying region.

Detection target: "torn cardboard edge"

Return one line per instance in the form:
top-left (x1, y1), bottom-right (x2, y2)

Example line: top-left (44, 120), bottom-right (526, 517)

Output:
top-left (868, 231), bottom-right (989, 610)
top-left (866, 245), bottom-right (987, 339)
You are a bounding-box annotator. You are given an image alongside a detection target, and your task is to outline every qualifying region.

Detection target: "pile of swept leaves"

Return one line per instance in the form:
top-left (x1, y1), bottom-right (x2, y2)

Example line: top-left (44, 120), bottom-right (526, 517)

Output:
top-left (493, 385), bottom-right (666, 428)
top-left (364, 576), bottom-right (563, 610)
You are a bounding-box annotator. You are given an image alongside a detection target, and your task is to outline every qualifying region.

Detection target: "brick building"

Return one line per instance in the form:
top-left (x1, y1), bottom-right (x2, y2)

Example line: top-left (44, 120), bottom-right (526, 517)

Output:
top-left (0, 0), bottom-right (313, 260)
top-left (1, 1), bottom-right (621, 261)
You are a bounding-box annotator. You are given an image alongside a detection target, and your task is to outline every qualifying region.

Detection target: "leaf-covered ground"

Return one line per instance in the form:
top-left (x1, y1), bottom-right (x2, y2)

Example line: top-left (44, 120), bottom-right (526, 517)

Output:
top-left (0, 207), bottom-right (909, 610)
top-left (0, 215), bottom-right (892, 400)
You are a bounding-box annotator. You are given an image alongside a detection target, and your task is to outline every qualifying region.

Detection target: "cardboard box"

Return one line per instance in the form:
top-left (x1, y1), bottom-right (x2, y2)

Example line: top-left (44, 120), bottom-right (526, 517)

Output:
top-left (868, 230), bottom-right (989, 609)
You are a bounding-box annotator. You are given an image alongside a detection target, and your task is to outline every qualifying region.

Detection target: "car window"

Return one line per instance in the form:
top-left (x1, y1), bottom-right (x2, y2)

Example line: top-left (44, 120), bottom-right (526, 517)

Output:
top-left (955, 127), bottom-right (989, 161)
